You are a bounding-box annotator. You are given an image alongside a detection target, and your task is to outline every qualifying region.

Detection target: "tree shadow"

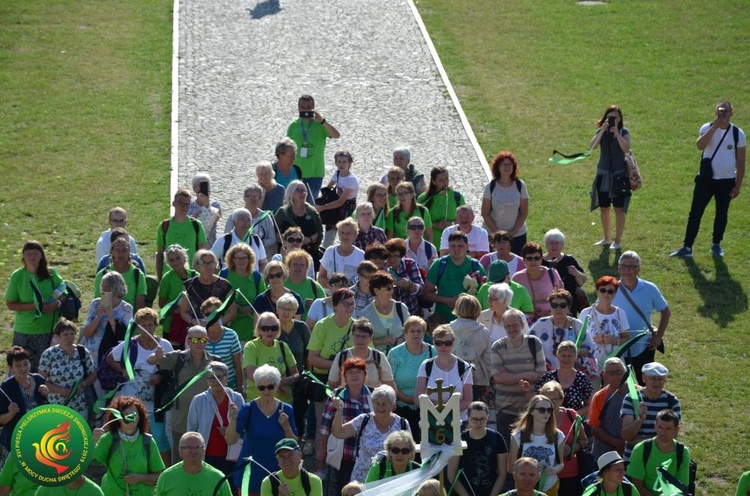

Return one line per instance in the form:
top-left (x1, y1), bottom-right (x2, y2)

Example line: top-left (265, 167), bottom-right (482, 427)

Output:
top-left (247, 0), bottom-right (281, 19)
top-left (584, 247), bottom-right (620, 299)
top-left (684, 257), bottom-right (748, 327)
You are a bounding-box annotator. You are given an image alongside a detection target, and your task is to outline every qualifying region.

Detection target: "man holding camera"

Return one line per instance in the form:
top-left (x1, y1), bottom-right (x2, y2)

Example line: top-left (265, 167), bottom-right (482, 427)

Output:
top-left (286, 94), bottom-right (340, 201)
top-left (670, 101), bottom-right (745, 259)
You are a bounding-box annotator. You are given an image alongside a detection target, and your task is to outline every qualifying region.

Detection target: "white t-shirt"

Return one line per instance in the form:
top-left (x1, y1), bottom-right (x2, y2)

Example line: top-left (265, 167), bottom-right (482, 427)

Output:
top-left (320, 245), bottom-right (364, 282)
top-left (699, 123), bottom-right (746, 179)
top-left (417, 358), bottom-right (474, 421)
top-left (578, 305), bottom-right (630, 362)
top-left (210, 229), bottom-right (267, 271)
top-left (512, 430), bottom-right (565, 491)
top-left (96, 230), bottom-right (138, 262)
top-left (335, 171), bottom-right (359, 200)
top-left (439, 224), bottom-right (490, 253)
top-left (482, 180), bottom-right (529, 234)
top-left (111, 338), bottom-right (174, 411)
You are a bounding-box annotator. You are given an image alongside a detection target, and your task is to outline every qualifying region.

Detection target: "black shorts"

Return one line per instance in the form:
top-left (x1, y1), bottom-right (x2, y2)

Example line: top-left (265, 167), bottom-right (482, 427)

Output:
top-left (597, 188), bottom-right (626, 208)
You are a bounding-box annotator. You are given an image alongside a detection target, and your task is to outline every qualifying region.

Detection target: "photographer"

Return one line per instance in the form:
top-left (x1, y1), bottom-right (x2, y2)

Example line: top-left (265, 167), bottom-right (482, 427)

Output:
top-left (589, 105), bottom-right (631, 251)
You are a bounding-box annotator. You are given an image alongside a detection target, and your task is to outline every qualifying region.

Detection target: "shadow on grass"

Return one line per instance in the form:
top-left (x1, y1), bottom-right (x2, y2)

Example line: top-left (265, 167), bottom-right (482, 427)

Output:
top-left (247, 0), bottom-right (281, 19)
top-left (586, 246), bottom-right (620, 281)
top-left (684, 258), bottom-right (748, 327)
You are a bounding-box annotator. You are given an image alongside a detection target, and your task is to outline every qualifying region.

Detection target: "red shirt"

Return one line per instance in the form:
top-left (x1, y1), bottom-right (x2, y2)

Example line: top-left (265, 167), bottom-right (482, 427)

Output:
top-left (206, 395), bottom-right (230, 457)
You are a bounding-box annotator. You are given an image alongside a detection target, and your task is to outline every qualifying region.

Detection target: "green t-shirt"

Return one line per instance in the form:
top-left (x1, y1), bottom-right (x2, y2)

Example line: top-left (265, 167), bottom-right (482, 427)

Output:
top-left (260, 470), bottom-right (323, 496)
top-left (155, 462), bottom-right (231, 496)
top-left (582, 481), bottom-right (641, 496)
top-left (417, 188), bottom-right (465, 242)
top-left (386, 205), bottom-right (432, 239)
top-left (499, 491), bottom-right (546, 496)
top-left (307, 314), bottom-right (353, 374)
top-left (94, 264), bottom-right (147, 309)
top-left (157, 268), bottom-right (197, 337)
top-left (0, 458), bottom-right (38, 496)
top-left (286, 118), bottom-right (331, 179)
top-left (477, 280), bottom-right (534, 313)
top-left (226, 270), bottom-right (266, 342)
top-left (426, 256), bottom-right (486, 320)
top-left (626, 440), bottom-right (691, 495)
top-left (5, 267), bottom-right (64, 335)
top-left (94, 431), bottom-right (166, 496)
top-left (34, 478), bottom-right (104, 496)
top-left (156, 218), bottom-right (207, 269)
top-left (242, 338), bottom-right (296, 403)
top-left (285, 277), bottom-right (325, 320)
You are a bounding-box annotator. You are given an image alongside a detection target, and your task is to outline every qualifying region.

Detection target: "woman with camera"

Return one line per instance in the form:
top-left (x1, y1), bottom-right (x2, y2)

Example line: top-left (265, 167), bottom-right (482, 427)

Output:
top-left (589, 105), bottom-right (631, 250)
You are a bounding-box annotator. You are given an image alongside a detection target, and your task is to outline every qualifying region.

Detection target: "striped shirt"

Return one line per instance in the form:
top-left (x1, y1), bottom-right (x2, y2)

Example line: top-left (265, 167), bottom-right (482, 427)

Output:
top-left (205, 327), bottom-right (243, 388)
top-left (491, 335), bottom-right (546, 415)
top-left (620, 389), bottom-right (681, 460)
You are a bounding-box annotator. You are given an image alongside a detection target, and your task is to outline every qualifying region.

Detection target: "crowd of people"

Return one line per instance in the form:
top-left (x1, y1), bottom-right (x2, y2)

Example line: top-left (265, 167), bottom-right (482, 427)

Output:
top-left (1, 97), bottom-right (746, 496)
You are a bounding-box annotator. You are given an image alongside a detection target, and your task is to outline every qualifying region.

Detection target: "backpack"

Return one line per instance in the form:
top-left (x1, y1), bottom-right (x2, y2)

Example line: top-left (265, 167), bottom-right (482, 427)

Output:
top-left (487, 179), bottom-right (523, 212)
top-left (309, 278), bottom-right (321, 299)
top-left (269, 468), bottom-right (312, 496)
top-left (161, 218), bottom-right (201, 253)
top-left (221, 231), bottom-right (262, 267)
top-left (154, 352), bottom-right (188, 413)
top-left (424, 356), bottom-right (470, 384)
top-left (96, 337), bottom-right (141, 392)
top-left (106, 429), bottom-right (153, 470)
top-left (220, 266), bottom-right (262, 295)
top-left (423, 189), bottom-right (463, 209)
top-left (372, 451), bottom-right (419, 480)
top-left (60, 281), bottom-right (82, 321)
top-left (435, 255), bottom-right (481, 286)
top-left (337, 347), bottom-right (383, 372)
top-left (642, 438), bottom-right (696, 495)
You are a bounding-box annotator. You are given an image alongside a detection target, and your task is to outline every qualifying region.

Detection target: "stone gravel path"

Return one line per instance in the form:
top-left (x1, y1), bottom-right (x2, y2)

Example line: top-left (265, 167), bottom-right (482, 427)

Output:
top-left (176, 0), bottom-right (490, 219)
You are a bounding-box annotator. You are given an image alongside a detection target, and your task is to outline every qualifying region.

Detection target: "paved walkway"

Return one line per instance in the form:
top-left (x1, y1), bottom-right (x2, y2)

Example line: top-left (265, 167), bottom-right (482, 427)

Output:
top-left (176, 0), bottom-right (489, 217)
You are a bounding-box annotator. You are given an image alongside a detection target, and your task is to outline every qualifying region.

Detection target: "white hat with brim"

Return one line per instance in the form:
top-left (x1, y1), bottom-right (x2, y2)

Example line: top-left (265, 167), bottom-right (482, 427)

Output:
top-left (597, 451), bottom-right (628, 475)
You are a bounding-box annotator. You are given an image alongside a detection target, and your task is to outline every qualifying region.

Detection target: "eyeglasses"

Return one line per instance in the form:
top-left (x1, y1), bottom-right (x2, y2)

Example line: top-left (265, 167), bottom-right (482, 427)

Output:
top-left (277, 306), bottom-right (296, 312)
top-left (257, 384), bottom-right (276, 391)
top-left (550, 302), bottom-right (569, 309)
top-left (524, 255), bottom-right (542, 262)
top-left (396, 191), bottom-right (411, 197)
top-left (495, 236), bottom-right (512, 243)
top-left (286, 237), bottom-right (303, 243)
top-left (352, 333), bottom-right (371, 340)
top-left (378, 286), bottom-right (394, 291)
top-left (179, 445), bottom-right (205, 451)
top-left (389, 447), bottom-right (412, 455)
top-left (598, 288), bottom-right (616, 295)
top-left (604, 369), bottom-right (625, 376)
top-left (200, 259), bottom-right (216, 266)
top-left (407, 224), bottom-right (425, 231)
top-left (534, 407), bottom-right (554, 414)
top-left (260, 325), bottom-right (279, 332)
top-left (233, 256), bottom-right (249, 261)
top-left (188, 337), bottom-right (208, 344)
top-left (267, 272), bottom-right (284, 280)
top-left (433, 339), bottom-right (453, 347)
top-left (469, 416), bottom-right (487, 423)
top-left (338, 300), bottom-right (355, 308)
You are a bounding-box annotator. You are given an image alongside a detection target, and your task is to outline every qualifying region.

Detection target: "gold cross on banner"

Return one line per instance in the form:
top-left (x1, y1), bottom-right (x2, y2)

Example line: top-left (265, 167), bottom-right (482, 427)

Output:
top-left (425, 379), bottom-right (455, 410)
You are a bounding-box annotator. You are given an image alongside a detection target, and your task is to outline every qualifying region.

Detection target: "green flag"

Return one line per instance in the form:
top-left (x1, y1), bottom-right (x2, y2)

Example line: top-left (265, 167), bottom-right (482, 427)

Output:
top-left (655, 460), bottom-right (690, 495)
top-left (159, 292), bottom-right (184, 324)
top-left (606, 331), bottom-right (649, 364)
top-left (93, 385), bottom-right (123, 417)
top-left (154, 367), bottom-right (210, 413)
top-left (626, 365), bottom-right (640, 415)
top-left (301, 371), bottom-right (334, 399)
top-left (205, 290), bottom-right (236, 328)
top-left (575, 315), bottom-right (591, 351)
top-left (121, 320), bottom-right (137, 381)
top-left (549, 150), bottom-right (591, 165)
top-left (29, 277), bottom-right (44, 318)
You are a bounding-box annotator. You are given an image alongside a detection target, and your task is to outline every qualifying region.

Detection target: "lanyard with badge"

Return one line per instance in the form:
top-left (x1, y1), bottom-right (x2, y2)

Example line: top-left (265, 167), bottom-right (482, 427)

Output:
top-left (299, 120), bottom-right (312, 158)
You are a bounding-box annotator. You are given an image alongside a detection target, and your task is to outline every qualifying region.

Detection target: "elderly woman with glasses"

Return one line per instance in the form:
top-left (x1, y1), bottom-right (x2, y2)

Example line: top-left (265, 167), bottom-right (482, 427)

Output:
top-left (365, 430), bottom-right (420, 482)
top-left (359, 271), bottom-right (409, 353)
top-left (318, 218), bottom-right (364, 288)
top-left (415, 325), bottom-right (474, 422)
top-left (219, 243), bottom-right (265, 343)
top-left (448, 401), bottom-right (508, 496)
top-left (354, 202), bottom-right (387, 250)
top-left (180, 250), bottom-right (234, 328)
top-left (327, 317), bottom-right (395, 390)
top-left (226, 364), bottom-right (297, 495)
top-left (224, 185), bottom-right (279, 257)
top-left (404, 216), bottom-right (438, 272)
top-left (579, 276), bottom-right (630, 372)
top-left (187, 361), bottom-right (245, 488)
top-left (306, 273), bottom-right (349, 330)
top-left (242, 312), bottom-right (298, 403)
top-left (82, 270), bottom-right (133, 365)
top-left (512, 242), bottom-right (563, 323)
top-left (529, 289), bottom-right (592, 370)
top-left (274, 179), bottom-right (324, 259)
top-left (252, 261), bottom-right (303, 319)
top-left (332, 384), bottom-right (411, 483)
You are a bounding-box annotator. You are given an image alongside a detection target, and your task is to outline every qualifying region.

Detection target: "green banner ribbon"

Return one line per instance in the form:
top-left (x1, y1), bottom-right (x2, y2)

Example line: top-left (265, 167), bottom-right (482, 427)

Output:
top-left (29, 277), bottom-right (44, 318)
top-left (626, 365), bottom-right (640, 415)
top-left (575, 315), bottom-right (591, 351)
top-left (159, 292), bottom-right (184, 324)
top-left (605, 331), bottom-right (649, 364)
top-left (100, 407), bottom-right (138, 424)
top-left (301, 370), bottom-right (333, 399)
top-left (569, 414), bottom-right (583, 460)
top-left (63, 379), bottom-right (81, 406)
top-left (154, 367), bottom-right (210, 413)
top-left (234, 288), bottom-right (259, 319)
top-left (205, 290), bottom-right (236, 328)
top-left (121, 320), bottom-right (136, 381)
top-left (549, 150), bottom-right (591, 165)
top-left (93, 384), bottom-right (123, 417)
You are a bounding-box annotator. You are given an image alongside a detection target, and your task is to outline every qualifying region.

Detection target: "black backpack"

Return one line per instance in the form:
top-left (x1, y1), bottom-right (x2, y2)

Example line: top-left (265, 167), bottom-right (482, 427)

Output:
top-left (161, 218), bottom-right (201, 252)
top-left (106, 429), bottom-right (153, 470)
top-left (642, 438), bottom-right (696, 496)
top-left (487, 179), bottom-right (523, 213)
top-left (269, 468), bottom-right (312, 496)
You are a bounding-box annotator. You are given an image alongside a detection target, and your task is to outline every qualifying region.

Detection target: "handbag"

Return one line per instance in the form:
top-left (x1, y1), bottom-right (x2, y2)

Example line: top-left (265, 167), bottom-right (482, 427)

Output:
top-left (699, 127), bottom-right (730, 182)
top-left (315, 171), bottom-right (342, 225)
top-left (326, 434), bottom-right (344, 469)
top-left (301, 372), bottom-right (330, 402)
top-left (625, 151), bottom-right (642, 190)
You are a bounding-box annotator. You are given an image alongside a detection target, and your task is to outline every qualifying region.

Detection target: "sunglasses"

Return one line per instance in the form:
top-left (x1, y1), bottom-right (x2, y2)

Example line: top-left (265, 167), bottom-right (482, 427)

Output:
top-left (188, 337), bottom-right (208, 344)
top-left (389, 447), bottom-right (412, 455)
top-left (550, 302), bottom-right (569, 309)
top-left (598, 288), bottom-right (616, 295)
top-left (524, 255), bottom-right (542, 262)
top-left (407, 224), bottom-right (425, 231)
top-left (535, 407), bottom-right (554, 414)
top-left (433, 339), bottom-right (454, 347)
top-left (261, 325), bottom-right (280, 332)
top-left (267, 272), bottom-right (284, 280)
top-left (286, 237), bottom-right (303, 243)
top-left (257, 384), bottom-right (276, 391)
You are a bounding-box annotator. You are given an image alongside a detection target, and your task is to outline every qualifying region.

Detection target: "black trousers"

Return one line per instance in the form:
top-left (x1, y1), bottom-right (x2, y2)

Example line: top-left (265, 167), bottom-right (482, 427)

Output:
top-left (684, 175), bottom-right (736, 247)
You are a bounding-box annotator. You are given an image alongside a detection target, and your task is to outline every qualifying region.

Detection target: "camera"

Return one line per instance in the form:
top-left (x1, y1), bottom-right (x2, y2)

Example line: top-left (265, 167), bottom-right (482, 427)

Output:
top-left (607, 115), bottom-right (616, 127)
top-left (299, 111), bottom-right (314, 119)
top-left (718, 108), bottom-right (727, 119)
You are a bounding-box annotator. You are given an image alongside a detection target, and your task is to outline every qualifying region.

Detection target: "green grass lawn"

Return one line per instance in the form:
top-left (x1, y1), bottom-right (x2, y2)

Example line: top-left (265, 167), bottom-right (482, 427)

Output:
top-left (1, 0), bottom-right (748, 492)
top-left (416, 0), bottom-right (750, 493)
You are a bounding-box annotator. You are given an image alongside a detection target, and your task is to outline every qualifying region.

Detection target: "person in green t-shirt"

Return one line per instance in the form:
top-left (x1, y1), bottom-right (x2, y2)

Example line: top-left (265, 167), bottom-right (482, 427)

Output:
top-left (424, 232), bottom-right (486, 323)
top-left (499, 457), bottom-right (546, 496)
top-left (34, 476), bottom-right (104, 496)
top-left (0, 455), bottom-right (39, 496)
top-left (417, 165), bottom-right (466, 242)
top-left (583, 451), bottom-right (640, 496)
top-left (260, 439), bottom-right (323, 496)
top-left (242, 312), bottom-right (298, 403)
top-left (156, 188), bottom-right (208, 281)
top-left (155, 432), bottom-right (232, 496)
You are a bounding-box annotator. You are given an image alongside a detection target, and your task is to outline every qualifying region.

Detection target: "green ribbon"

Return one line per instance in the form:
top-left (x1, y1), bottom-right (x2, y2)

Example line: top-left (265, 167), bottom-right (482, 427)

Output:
top-left (159, 292), bottom-right (184, 324)
top-left (549, 150), bottom-right (591, 165)
top-left (93, 385), bottom-right (123, 417)
top-left (301, 371), bottom-right (333, 399)
top-left (205, 290), bottom-right (236, 328)
top-left (241, 462), bottom-right (251, 496)
top-left (29, 276), bottom-right (44, 318)
top-left (100, 408), bottom-right (138, 424)
top-left (234, 288), bottom-right (258, 319)
top-left (121, 320), bottom-right (136, 381)
top-left (575, 315), bottom-right (591, 351)
top-left (626, 365), bottom-right (640, 415)
top-left (569, 414), bottom-right (583, 460)
top-left (63, 379), bottom-right (81, 406)
top-left (154, 367), bottom-right (210, 413)
top-left (605, 331), bottom-right (649, 364)
top-left (447, 468), bottom-right (465, 496)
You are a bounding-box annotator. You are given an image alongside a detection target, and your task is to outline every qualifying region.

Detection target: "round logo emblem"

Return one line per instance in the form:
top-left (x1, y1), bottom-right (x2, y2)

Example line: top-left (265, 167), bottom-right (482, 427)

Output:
top-left (12, 405), bottom-right (93, 486)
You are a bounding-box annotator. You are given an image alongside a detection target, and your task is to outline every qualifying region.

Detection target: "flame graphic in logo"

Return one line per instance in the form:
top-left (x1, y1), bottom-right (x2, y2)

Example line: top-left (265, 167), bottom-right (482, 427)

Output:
top-left (32, 420), bottom-right (72, 474)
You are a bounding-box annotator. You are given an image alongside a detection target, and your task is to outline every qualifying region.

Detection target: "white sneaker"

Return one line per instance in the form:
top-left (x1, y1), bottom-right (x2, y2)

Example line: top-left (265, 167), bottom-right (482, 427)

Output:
top-left (610, 242), bottom-right (621, 250)
top-left (593, 239), bottom-right (612, 246)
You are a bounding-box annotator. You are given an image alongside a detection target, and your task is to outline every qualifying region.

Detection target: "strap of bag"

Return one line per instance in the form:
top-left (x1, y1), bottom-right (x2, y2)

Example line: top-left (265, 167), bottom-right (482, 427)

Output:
top-left (705, 126), bottom-right (731, 161)
top-left (618, 284), bottom-right (655, 333)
